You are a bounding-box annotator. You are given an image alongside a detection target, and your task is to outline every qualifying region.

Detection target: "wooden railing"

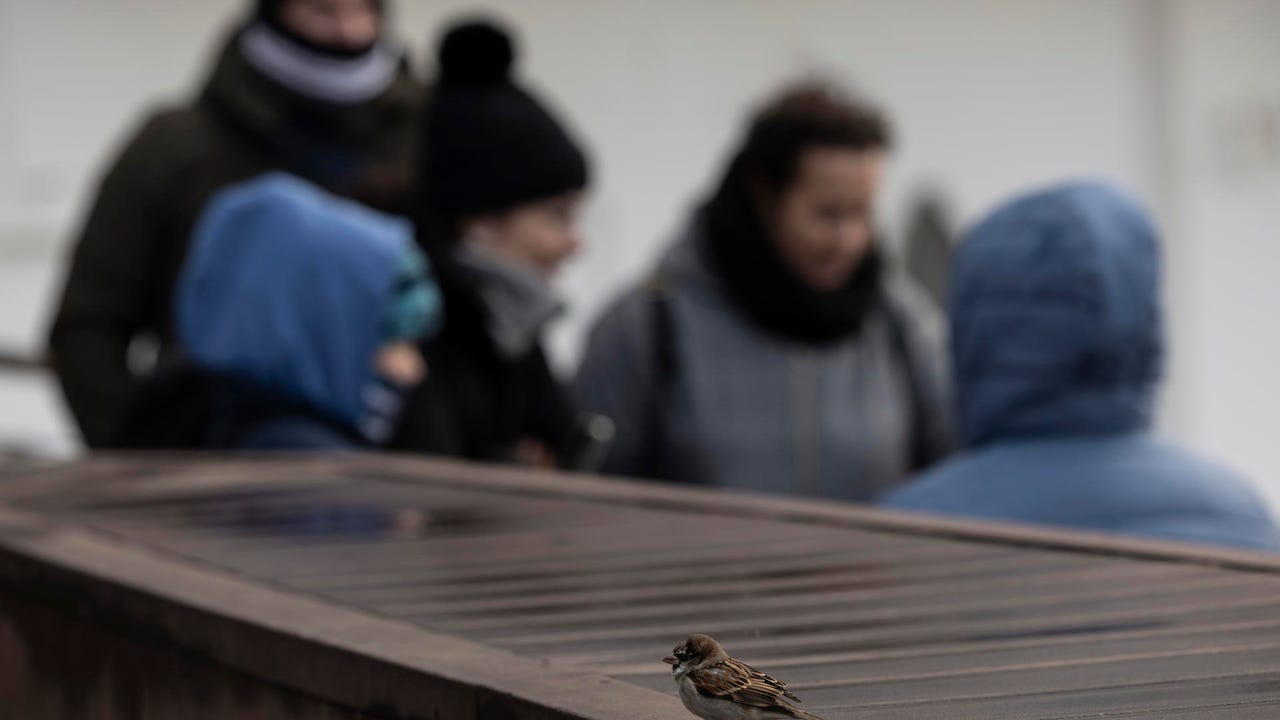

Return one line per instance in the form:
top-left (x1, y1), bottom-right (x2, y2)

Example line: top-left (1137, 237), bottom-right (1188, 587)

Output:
top-left (0, 348), bottom-right (45, 374)
top-left (1, 455), bottom-right (1278, 718)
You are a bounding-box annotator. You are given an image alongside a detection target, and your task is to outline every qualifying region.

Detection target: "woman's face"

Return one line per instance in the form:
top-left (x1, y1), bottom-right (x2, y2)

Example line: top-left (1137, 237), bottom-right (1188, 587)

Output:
top-left (467, 192), bottom-right (585, 279)
top-left (767, 147), bottom-right (885, 292)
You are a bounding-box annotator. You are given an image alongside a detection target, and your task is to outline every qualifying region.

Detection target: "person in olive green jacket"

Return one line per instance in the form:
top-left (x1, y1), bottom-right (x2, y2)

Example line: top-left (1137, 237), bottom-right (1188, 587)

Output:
top-left (47, 0), bottom-right (420, 448)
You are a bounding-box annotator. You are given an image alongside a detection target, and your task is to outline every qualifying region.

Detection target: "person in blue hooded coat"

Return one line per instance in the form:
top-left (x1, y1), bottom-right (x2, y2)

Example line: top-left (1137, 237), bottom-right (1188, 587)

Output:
top-left (881, 181), bottom-right (1279, 551)
top-left (118, 172), bottom-right (441, 449)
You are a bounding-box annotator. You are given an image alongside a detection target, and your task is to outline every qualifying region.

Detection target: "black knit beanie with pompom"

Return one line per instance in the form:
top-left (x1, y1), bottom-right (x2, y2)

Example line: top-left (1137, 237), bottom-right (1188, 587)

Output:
top-left (418, 18), bottom-right (589, 223)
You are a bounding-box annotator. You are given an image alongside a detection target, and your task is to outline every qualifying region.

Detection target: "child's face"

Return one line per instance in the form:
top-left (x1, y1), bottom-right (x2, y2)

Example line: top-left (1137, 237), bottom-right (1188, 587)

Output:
top-left (466, 191), bottom-right (585, 279)
top-left (373, 341), bottom-right (426, 387)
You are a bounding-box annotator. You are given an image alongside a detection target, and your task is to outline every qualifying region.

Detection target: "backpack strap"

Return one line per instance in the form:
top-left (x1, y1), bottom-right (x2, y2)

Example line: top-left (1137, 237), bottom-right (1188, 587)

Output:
top-left (880, 294), bottom-right (935, 472)
top-left (637, 271), bottom-right (678, 480)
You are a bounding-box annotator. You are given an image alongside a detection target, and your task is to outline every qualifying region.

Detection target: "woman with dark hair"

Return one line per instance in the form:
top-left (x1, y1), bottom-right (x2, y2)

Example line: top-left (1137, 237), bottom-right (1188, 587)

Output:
top-left (387, 20), bottom-right (591, 468)
top-left (576, 82), bottom-right (952, 500)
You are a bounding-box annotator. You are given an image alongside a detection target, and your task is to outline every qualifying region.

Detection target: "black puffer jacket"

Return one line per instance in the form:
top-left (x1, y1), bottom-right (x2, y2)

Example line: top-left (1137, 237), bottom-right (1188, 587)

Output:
top-left (388, 272), bottom-right (577, 466)
top-left (48, 27), bottom-right (420, 447)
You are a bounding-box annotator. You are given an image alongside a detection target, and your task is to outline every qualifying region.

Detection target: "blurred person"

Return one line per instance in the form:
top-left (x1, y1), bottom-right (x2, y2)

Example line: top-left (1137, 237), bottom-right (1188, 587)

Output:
top-left (575, 82), bottom-right (952, 500)
top-left (386, 20), bottom-right (591, 468)
top-left (119, 173), bottom-right (440, 449)
top-left (48, 0), bottom-right (420, 447)
top-left (882, 182), bottom-right (1279, 551)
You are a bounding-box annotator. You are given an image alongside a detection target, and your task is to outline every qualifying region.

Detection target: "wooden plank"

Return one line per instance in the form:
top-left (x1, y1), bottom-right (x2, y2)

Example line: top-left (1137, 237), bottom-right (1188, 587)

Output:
top-left (474, 565), bottom-right (1224, 647)
top-left (379, 546), bottom-right (1029, 619)
top-left (612, 618), bottom-right (1280, 691)
top-left (201, 522), bottom-right (874, 579)
top-left (317, 545), bottom-right (937, 603)
top-left (359, 455), bottom-right (1280, 573)
top-left (287, 531), bottom-right (886, 590)
top-left (319, 543), bottom-right (1073, 608)
top-left (537, 589), bottom-right (1280, 667)
top-left (0, 592), bottom-right (376, 720)
top-left (3, 455), bottom-right (1279, 719)
top-left (1041, 701), bottom-right (1280, 719)
top-left (794, 645), bottom-right (1280, 705)
top-left (433, 557), bottom-right (1177, 634)
top-left (0, 505), bottom-right (689, 720)
top-left (815, 673), bottom-right (1280, 719)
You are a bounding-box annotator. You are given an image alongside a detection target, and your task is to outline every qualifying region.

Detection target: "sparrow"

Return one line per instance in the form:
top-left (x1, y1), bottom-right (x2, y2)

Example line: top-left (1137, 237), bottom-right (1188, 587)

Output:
top-left (663, 634), bottom-right (824, 720)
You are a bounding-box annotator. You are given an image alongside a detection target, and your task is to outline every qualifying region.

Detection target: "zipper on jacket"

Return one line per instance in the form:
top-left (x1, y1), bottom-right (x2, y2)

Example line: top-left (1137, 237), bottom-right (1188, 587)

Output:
top-left (790, 350), bottom-right (822, 495)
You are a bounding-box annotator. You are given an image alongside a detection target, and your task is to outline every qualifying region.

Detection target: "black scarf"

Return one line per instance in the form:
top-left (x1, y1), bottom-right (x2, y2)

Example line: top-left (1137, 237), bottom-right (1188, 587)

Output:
top-left (699, 152), bottom-right (884, 344)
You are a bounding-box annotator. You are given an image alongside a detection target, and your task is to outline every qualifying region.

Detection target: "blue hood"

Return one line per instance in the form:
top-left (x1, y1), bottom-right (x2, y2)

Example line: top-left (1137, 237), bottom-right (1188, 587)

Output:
top-left (951, 181), bottom-right (1162, 447)
top-left (177, 173), bottom-right (439, 430)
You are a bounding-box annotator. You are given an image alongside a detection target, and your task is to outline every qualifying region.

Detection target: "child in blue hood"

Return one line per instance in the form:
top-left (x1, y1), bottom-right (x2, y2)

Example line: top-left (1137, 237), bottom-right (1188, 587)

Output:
top-left (882, 181), bottom-right (1278, 551)
top-left (120, 172), bottom-right (441, 449)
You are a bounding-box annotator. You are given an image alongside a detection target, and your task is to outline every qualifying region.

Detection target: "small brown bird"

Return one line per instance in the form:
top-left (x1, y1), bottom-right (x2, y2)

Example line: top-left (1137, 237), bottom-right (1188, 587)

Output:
top-left (663, 634), bottom-right (824, 720)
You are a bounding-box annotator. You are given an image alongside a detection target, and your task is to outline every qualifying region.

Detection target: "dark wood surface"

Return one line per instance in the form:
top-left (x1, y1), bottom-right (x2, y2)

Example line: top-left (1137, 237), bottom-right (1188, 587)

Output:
top-left (1, 454), bottom-right (1278, 719)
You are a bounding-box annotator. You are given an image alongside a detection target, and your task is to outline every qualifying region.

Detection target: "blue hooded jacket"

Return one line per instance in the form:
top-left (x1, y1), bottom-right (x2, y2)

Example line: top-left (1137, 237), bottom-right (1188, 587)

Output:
top-left (882, 182), bottom-right (1278, 550)
top-left (177, 173), bottom-right (441, 440)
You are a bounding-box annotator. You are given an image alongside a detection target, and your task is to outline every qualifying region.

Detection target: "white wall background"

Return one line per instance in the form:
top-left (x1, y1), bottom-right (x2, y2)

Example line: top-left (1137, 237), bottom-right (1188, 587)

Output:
top-left (1160, 0), bottom-right (1280, 515)
top-left (0, 1), bottom-right (1277, 513)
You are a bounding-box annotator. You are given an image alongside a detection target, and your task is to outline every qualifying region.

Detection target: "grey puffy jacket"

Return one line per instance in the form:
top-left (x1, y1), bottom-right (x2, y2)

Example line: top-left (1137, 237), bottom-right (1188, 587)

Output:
top-left (575, 222), bottom-right (953, 501)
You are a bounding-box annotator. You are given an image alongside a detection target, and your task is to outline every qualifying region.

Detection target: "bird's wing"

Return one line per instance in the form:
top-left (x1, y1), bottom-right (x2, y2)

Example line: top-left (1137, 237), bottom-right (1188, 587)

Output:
top-left (731, 657), bottom-right (802, 702)
top-left (690, 657), bottom-right (803, 708)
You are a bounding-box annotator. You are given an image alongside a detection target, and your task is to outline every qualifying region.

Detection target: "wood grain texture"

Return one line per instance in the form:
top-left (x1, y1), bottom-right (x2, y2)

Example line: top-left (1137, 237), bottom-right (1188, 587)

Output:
top-left (1, 454), bottom-right (1278, 719)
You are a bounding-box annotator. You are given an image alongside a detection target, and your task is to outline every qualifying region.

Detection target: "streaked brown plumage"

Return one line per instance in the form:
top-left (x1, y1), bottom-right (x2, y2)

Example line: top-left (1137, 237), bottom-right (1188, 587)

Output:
top-left (663, 634), bottom-right (824, 720)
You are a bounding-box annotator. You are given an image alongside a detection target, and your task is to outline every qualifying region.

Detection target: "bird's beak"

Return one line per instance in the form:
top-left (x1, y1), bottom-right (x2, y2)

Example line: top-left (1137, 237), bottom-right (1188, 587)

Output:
top-left (663, 656), bottom-right (678, 666)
